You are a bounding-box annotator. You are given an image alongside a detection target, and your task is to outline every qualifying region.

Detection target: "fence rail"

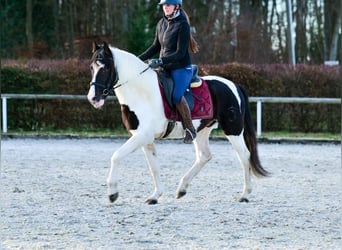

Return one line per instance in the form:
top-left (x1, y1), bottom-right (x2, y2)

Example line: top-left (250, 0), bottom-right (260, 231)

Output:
top-left (1, 94), bottom-right (340, 136)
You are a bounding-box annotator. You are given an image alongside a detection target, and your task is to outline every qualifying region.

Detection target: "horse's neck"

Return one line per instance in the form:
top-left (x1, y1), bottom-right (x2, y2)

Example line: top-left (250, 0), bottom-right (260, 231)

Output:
top-left (112, 48), bottom-right (146, 81)
top-left (111, 48), bottom-right (159, 104)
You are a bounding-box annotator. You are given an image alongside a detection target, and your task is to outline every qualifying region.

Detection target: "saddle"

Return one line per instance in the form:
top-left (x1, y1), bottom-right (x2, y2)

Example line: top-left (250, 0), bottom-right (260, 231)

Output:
top-left (157, 65), bottom-right (213, 121)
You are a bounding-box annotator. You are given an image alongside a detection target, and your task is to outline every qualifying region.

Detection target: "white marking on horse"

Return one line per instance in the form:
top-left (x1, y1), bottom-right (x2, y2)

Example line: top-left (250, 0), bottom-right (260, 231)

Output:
top-left (87, 60), bottom-right (106, 108)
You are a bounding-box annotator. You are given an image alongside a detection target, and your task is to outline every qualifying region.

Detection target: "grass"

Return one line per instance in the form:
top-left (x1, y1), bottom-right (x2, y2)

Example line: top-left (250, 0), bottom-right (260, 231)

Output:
top-left (261, 131), bottom-right (341, 140)
top-left (1, 128), bottom-right (128, 138)
top-left (211, 130), bottom-right (341, 141)
top-left (2, 128), bottom-right (341, 141)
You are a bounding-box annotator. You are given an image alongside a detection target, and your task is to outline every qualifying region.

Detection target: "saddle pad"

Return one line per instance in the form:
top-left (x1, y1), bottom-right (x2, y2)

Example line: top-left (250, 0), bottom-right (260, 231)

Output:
top-left (159, 79), bottom-right (214, 121)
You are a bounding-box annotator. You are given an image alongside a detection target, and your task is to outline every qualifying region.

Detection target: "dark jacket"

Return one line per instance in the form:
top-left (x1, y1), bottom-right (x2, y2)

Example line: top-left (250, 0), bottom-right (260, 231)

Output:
top-left (139, 11), bottom-right (191, 71)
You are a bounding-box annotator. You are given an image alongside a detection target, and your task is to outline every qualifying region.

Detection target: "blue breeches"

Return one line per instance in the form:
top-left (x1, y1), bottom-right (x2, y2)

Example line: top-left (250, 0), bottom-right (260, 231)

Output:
top-left (170, 65), bottom-right (192, 104)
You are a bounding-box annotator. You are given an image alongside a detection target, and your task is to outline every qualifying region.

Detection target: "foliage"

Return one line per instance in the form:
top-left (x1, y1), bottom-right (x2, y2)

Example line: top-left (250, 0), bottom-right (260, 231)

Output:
top-left (124, 2), bottom-right (157, 55)
top-left (1, 0), bottom-right (341, 64)
top-left (0, 0), bottom-right (27, 55)
top-left (199, 63), bottom-right (340, 97)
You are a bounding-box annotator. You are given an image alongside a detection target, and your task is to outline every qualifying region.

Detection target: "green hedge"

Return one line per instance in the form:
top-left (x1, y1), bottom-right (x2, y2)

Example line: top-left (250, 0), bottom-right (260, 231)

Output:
top-left (1, 60), bottom-right (341, 133)
top-left (200, 63), bottom-right (341, 133)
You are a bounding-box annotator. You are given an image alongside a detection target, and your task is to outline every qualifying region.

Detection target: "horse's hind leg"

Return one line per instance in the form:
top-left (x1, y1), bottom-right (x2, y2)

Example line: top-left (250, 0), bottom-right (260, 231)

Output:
top-left (176, 126), bottom-right (213, 199)
top-left (142, 143), bottom-right (163, 205)
top-left (227, 133), bottom-right (252, 202)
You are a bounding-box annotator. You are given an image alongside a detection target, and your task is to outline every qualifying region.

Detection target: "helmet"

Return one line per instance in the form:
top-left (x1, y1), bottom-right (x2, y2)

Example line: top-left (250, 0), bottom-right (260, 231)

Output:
top-left (158, 0), bottom-right (182, 6)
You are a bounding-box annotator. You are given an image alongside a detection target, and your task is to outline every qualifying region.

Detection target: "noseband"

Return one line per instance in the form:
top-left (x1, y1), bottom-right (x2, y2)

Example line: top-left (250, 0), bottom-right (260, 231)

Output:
top-left (91, 79), bottom-right (117, 96)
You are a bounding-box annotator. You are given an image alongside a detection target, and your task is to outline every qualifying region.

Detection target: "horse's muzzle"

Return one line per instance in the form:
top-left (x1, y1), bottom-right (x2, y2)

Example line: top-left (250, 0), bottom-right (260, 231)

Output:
top-left (87, 86), bottom-right (105, 109)
top-left (89, 97), bottom-right (105, 109)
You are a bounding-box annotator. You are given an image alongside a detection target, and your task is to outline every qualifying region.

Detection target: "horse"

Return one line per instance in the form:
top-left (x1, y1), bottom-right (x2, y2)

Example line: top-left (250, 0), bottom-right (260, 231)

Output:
top-left (87, 41), bottom-right (269, 204)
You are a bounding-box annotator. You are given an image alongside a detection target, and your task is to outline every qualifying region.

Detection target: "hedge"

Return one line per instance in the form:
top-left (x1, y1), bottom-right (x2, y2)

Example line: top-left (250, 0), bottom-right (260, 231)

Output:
top-left (1, 59), bottom-right (341, 133)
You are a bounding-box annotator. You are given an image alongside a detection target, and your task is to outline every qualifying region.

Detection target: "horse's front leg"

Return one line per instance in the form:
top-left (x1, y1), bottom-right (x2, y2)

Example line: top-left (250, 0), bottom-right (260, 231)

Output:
top-left (142, 143), bottom-right (163, 205)
top-left (107, 134), bottom-right (147, 203)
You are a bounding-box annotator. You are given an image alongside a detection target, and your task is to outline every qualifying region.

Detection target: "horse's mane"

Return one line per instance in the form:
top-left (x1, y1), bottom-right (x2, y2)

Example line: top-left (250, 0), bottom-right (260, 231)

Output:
top-left (110, 46), bottom-right (141, 61)
top-left (109, 46), bottom-right (147, 72)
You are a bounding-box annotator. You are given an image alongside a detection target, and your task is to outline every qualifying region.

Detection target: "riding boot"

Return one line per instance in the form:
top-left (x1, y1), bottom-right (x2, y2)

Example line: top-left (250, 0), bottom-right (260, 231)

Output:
top-left (176, 97), bottom-right (196, 144)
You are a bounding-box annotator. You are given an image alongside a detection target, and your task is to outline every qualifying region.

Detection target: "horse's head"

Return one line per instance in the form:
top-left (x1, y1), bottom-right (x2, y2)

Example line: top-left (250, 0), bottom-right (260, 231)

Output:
top-left (87, 41), bottom-right (118, 109)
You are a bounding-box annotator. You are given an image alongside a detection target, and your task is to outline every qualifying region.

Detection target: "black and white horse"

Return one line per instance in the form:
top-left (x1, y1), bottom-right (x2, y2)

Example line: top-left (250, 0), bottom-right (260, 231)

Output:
top-left (87, 42), bottom-right (269, 204)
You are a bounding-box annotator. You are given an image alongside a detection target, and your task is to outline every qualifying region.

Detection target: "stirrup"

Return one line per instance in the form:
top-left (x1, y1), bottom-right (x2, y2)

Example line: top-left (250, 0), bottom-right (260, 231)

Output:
top-left (184, 128), bottom-right (196, 144)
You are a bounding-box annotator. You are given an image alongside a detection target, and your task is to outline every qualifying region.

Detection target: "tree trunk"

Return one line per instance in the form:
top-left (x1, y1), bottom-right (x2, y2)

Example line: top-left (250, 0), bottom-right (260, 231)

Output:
top-left (67, 0), bottom-right (75, 57)
top-left (324, 0), bottom-right (342, 61)
top-left (328, 8), bottom-right (342, 60)
top-left (53, 0), bottom-right (64, 58)
top-left (26, 0), bottom-right (33, 58)
top-left (295, 0), bottom-right (308, 63)
top-left (286, 0), bottom-right (296, 64)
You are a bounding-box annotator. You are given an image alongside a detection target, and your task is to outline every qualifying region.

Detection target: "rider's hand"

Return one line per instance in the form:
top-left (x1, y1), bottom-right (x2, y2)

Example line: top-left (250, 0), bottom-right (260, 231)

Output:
top-left (148, 58), bottom-right (163, 69)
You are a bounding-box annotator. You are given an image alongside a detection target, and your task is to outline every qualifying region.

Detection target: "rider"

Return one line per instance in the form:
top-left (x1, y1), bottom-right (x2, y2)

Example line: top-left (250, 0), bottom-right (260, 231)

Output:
top-left (139, 0), bottom-right (199, 144)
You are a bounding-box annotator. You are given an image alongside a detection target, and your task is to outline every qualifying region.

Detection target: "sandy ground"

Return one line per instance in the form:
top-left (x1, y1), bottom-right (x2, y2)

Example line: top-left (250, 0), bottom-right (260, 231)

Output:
top-left (0, 138), bottom-right (341, 249)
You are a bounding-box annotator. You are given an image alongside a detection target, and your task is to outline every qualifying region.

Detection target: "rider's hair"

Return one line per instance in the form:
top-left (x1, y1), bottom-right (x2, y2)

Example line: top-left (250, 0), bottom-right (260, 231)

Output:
top-left (181, 8), bottom-right (199, 53)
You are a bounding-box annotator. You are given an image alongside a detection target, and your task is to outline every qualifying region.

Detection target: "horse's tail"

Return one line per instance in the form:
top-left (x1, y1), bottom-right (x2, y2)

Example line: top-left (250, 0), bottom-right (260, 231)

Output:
top-left (239, 85), bottom-right (270, 178)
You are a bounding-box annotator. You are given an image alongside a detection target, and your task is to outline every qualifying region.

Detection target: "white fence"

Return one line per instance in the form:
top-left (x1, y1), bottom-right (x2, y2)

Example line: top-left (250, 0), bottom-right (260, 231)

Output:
top-left (1, 94), bottom-right (340, 136)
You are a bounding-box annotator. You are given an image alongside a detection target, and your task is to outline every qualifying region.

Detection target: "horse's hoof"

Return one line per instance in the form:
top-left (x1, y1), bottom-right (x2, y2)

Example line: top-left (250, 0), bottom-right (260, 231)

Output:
top-left (238, 197), bottom-right (249, 203)
top-left (176, 190), bottom-right (186, 199)
top-left (145, 199), bottom-right (158, 205)
top-left (109, 193), bottom-right (119, 203)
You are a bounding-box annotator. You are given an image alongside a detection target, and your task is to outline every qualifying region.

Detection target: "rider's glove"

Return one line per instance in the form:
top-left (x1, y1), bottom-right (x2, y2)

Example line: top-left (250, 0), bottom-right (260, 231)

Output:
top-left (148, 58), bottom-right (163, 69)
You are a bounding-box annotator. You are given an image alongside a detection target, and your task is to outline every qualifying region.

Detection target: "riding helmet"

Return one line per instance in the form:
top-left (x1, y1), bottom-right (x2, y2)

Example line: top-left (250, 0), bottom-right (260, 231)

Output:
top-left (158, 0), bottom-right (182, 6)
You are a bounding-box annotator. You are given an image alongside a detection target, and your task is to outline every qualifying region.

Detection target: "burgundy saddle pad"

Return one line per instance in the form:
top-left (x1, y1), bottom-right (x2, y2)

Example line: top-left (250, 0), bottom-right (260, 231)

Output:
top-left (159, 79), bottom-right (214, 121)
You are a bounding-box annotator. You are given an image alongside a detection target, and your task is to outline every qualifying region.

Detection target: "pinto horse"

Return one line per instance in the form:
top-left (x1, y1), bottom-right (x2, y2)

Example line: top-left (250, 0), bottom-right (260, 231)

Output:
top-left (87, 42), bottom-right (269, 204)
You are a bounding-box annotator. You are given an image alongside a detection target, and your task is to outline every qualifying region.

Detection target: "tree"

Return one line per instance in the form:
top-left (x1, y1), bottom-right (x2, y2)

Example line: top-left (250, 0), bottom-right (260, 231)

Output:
top-left (1, 0), bottom-right (26, 58)
top-left (294, 0), bottom-right (308, 63)
top-left (26, 0), bottom-right (33, 58)
top-left (124, 1), bottom-right (156, 55)
top-left (1, 0), bottom-right (341, 64)
top-left (324, 0), bottom-right (342, 61)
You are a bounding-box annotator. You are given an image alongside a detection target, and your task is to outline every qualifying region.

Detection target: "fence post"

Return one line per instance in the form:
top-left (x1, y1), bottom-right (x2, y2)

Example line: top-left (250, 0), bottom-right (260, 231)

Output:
top-left (256, 100), bottom-right (262, 137)
top-left (2, 97), bottom-right (8, 133)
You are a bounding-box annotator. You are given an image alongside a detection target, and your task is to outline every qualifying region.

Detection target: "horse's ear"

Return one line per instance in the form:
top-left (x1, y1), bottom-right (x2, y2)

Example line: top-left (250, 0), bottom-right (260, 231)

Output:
top-left (92, 42), bottom-right (100, 53)
top-left (103, 41), bottom-right (111, 55)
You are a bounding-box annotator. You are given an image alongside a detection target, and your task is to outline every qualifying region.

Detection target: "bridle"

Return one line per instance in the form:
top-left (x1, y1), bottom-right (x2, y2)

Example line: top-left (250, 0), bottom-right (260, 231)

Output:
top-left (90, 51), bottom-right (119, 98)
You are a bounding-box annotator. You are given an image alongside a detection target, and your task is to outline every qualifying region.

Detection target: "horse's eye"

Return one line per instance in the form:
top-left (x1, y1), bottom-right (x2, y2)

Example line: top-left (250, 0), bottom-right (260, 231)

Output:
top-left (90, 65), bottom-right (94, 71)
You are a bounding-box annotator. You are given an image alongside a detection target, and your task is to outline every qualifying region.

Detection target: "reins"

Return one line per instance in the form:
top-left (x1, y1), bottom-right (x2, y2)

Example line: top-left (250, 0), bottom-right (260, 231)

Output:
top-left (112, 65), bottom-right (150, 90)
